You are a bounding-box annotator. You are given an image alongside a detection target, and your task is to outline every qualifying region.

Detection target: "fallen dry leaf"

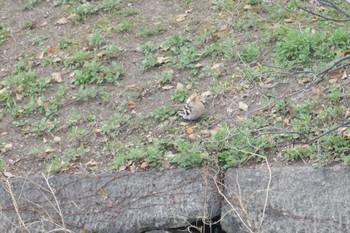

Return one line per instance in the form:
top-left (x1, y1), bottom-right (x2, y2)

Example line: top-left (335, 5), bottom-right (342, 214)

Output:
top-left (176, 82), bottom-right (185, 90)
top-left (52, 72), bottom-right (62, 83)
top-left (15, 93), bottom-right (23, 101)
top-left (328, 78), bottom-right (337, 84)
top-left (140, 161), bottom-right (149, 169)
top-left (212, 63), bottom-right (222, 69)
top-left (283, 118), bottom-right (290, 126)
top-left (188, 134), bottom-right (201, 141)
top-left (175, 13), bottom-right (187, 22)
top-left (85, 160), bottom-right (98, 167)
top-left (284, 18), bottom-right (294, 23)
top-left (38, 51), bottom-right (45, 59)
top-left (163, 160), bottom-right (171, 169)
top-left (128, 100), bottom-right (136, 109)
top-left (186, 127), bottom-right (194, 134)
top-left (36, 97), bottom-right (43, 106)
top-left (53, 136), bottom-right (61, 142)
top-left (161, 85), bottom-right (174, 90)
top-left (56, 17), bottom-right (70, 25)
top-left (45, 148), bottom-right (56, 153)
top-left (157, 56), bottom-right (170, 64)
top-left (243, 4), bottom-right (253, 10)
top-left (342, 70), bottom-right (348, 79)
top-left (345, 109), bottom-right (350, 118)
top-left (238, 101), bottom-right (248, 111)
top-left (200, 129), bottom-right (211, 137)
top-left (39, 21), bottom-right (48, 27)
top-left (3, 171), bottom-right (14, 178)
top-left (67, 14), bottom-right (76, 20)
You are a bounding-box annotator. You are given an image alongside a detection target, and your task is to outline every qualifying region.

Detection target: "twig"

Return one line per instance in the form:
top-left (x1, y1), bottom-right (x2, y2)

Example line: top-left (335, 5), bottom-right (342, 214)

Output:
top-left (297, 0), bottom-right (350, 22)
top-left (41, 173), bottom-right (67, 233)
top-left (4, 180), bottom-right (30, 233)
top-left (307, 120), bottom-right (350, 144)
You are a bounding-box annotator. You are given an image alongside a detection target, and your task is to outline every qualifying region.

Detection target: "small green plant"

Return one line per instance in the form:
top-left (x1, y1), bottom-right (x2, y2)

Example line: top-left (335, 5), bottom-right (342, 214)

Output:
top-left (64, 50), bottom-right (91, 67)
top-left (100, 112), bottom-right (131, 134)
top-left (211, 0), bottom-right (235, 11)
top-left (171, 138), bottom-right (209, 168)
top-left (72, 59), bottom-right (124, 85)
top-left (88, 31), bottom-right (105, 48)
top-left (101, 44), bottom-right (121, 59)
top-left (22, 20), bottom-right (34, 30)
top-left (171, 89), bottom-right (188, 103)
top-left (175, 45), bottom-right (200, 69)
top-left (22, 0), bottom-right (42, 10)
top-left (30, 36), bottom-right (48, 46)
top-left (239, 43), bottom-right (260, 63)
top-left (101, 0), bottom-right (121, 11)
top-left (275, 26), bottom-right (350, 68)
top-left (58, 38), bottom-right (72, 50)
top-left (31, 118), bottom-right (57, 137)
top-left (156, 70), bottom-right (174, 84)
top-left (139, 26), bottom-right (165, 37)
top-left (69, 126), bottom-right (87, 139)
top-left (0, 159), bottom-right (4, 172)
top-left (0, 26), bottom-right (10, 45)
top-left (116, 19), bottom-right (132, 32)
top-left (140, 41), bottom-right (157, 71)
top-left (111, 144), bottom-right (144, 169)
top-left (284, 145), bottom-right (315, 161)
top-left (73, 86), bottom-right (98, 101)
top-left (149, 103), bottom-right (176, 122)
top-left (118, 7), bottom-right (138, 17)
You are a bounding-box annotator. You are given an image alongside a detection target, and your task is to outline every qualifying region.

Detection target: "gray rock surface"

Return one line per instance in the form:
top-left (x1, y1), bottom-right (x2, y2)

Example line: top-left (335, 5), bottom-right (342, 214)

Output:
top-left (221, 166), bottom-right (350, 233)
top-left (0, 168), bottom-right (221, 233)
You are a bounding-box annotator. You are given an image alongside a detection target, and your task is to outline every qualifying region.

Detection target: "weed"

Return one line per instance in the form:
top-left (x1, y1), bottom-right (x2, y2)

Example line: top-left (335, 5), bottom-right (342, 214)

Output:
top-left (211, 0), bottom-right (235, 11)
top-left (171, 138), bottom-right (209, 168)
top-left (119, 7), bottom-right (138, 17)
top-left (58, 38), bottom-right (72, 50)
top-left (88, 31), bottom-right (105, 48)
top-left (284, 144), bottom-right (315, 161)
top-left (45, 145), bottom-right (90, 173)
top-left (163, 33), bottom-right (189, 55)
top-left (0, 159), bottom-right (4, 172)
top-left (140, 41), bottom-right (158, 71)
top-left (100, 112), bottom-right (131, 134)
top-left (22, 20), bottom-right (34, 30)
top-left (101, 0), bottom-right (121, 11)
top-left (101, 44), bottom-right (121, 59)
top-left (111, 144), bottom-right (144, 169)
top-left (275, 26), bottom-right (350, 68)
top-left (239, 43), bottom-right (260, 63)
top-left (139, 26), bottom-right (165, 37)
top-left (0, 26), bottom-right (10, 45)
top-left (116, 19), bottom-right (132, 32)
top-left (149, 103), bottom-right (176, 122)
top-left (22, 0), bottom-right (42, 10)
top-left (31, 118), bottom-right (57, 137)
top-left (171, 89), bottom-right (188, 103)
top-left (64, 50), bottom-right (91, 68)
top-left (73, 86), bottom-right (98, 101)
top-left (72, 59), bottom-right (123, 85)
top-left (69, 126), bottom-right (87, 139)
top-left (30, 36), bottom-right (48, 46)
top-left (175, 45), bottom-right (200, 69)
top-left (156, 70), bottom-right (174, 84)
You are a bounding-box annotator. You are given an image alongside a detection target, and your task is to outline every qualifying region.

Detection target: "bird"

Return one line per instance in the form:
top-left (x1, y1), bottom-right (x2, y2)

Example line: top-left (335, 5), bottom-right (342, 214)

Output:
top-left (178, 92), bottom-right (205, 120)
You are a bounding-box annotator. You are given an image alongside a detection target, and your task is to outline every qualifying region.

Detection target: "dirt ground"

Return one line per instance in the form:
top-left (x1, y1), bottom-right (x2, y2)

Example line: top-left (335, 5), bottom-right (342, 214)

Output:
top-left (1, 0), bottom-right (349, 176)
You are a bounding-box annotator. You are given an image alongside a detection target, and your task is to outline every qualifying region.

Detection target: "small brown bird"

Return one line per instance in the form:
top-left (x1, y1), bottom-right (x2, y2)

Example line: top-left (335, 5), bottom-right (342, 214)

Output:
top-left (178, 92), bottom-right (205, 120)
